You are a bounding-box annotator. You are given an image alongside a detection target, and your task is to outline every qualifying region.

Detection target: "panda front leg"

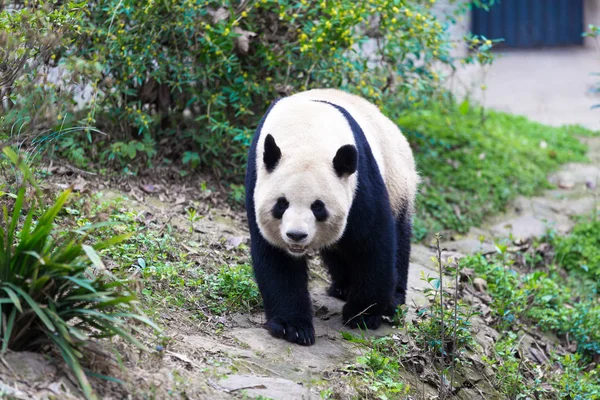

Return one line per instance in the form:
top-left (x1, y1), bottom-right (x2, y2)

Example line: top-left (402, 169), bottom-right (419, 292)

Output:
top-left (321, 249), bottom-right (350, 301)
top-left (250, 236), bottom-right (315, 346)
top-left (341, 241), bottom-right (396, 330)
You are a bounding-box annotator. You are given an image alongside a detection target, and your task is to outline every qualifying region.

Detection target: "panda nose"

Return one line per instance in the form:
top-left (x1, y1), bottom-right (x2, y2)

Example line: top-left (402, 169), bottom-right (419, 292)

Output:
top-left (286, 230), bottom-right (308, 242)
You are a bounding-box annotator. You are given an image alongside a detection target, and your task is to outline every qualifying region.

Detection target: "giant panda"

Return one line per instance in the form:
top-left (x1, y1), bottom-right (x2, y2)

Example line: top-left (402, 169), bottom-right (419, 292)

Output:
top-left (245, 88), bottom-right (419, 346)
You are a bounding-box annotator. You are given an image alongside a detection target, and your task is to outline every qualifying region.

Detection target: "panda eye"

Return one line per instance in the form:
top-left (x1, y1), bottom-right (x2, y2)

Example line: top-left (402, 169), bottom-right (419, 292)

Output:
top-left (272, 197), bottom-right (289, 219)
top-left (311, 201), bottom-right (324, 212)
top-left (311, 200), bottom-right (328, 222)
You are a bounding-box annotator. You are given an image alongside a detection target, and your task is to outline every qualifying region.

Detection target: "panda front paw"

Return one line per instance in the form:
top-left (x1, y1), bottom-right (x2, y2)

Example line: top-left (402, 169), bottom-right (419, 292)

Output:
top-left (264, 318), bottom-right (315, 346)
top-left (342, 303), bottom-right (383, 330)
top-left (327, 281), bottom-right (349, 301)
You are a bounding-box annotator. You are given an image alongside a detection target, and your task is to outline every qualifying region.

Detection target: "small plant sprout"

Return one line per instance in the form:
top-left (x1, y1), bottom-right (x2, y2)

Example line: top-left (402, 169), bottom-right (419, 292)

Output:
top-left (186, 207), bottom-right (202, 233)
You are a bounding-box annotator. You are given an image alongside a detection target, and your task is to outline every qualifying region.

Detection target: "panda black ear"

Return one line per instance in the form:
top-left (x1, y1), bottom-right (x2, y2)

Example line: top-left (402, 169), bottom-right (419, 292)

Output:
top-left (263, 134), bottom-right (281, 172)
top-left (333, 144), bottom-right (358, 177)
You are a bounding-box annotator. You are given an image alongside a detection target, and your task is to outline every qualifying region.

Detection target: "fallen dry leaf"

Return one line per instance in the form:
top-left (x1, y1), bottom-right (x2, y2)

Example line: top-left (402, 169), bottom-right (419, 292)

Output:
top-left (473, 277), bottom-right (488, 292)
top-left (225, 236), bottom-right (245, 250)
top-left (233, 27), bottom-right (257, 54)
top-left (141, 184), bottom-right (156, 193)
top-left (209, 7), bottom-right (229, 23)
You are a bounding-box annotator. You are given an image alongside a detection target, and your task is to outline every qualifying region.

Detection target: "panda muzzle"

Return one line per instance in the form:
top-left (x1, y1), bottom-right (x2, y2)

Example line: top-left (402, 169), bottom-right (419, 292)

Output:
top-left (288, 244), bottom-right (306, 254)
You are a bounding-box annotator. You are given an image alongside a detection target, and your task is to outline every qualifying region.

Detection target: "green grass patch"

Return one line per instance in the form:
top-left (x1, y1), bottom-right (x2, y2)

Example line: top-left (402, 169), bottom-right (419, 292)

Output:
top-left (463, 251), bottom-right (600, 357)
top-left (462, 218), bottom-right (600, 398)
top-left (554, 219), bottom-right (600, 284)
top-left (390, 101), bottom-right (595, 240)
top-left (64, 193), bottom-right (261, 318)
top-left (482, 333), bottom-right (600, 399)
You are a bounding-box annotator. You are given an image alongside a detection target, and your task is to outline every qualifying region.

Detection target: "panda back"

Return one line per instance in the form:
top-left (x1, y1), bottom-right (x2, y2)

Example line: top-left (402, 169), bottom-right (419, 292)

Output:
top-left (290, 89), bottom-right (418, 216)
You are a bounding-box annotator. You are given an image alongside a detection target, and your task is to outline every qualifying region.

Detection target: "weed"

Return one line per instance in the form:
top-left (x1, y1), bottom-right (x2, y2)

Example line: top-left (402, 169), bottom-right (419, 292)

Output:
top-left (0, 151), bottom-right (158, 399)
top-left (553, 219), bottom-right (600, 284)
top-left (186, 207), bottom-right (203, 234)
top-left (481, 333), bottom-right (545, 399)
top-left (355, 348), bottom-right (411, 398)
top-left (551, 353), bottom-right (600, 399)
top-left (464, 242), bottom-right (600, 358)
top-left (465, 218), bottom-right (600, 398)
top-left (202, 264), bottom-right (262, 315)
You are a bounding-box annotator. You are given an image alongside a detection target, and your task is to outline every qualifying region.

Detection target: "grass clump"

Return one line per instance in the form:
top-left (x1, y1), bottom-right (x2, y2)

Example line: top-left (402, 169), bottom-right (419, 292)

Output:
top-left (392, 101), bottom-right (594, 240)
top-left (463, 218), bottom-right (600, 398)
top-left (483, 333), bottom-right (600, 399)
top-left (464, 251), bottom-right (600, 357)
top-left (481, 332), bottom-right (544, 399)
top-left (203, 264), bottom-right (261, 315)
top-left (0, 183), bottom-right (157, 400)
top-left (339, 334), bottom-right (411, 399)
top-left (554, 219), bottom-right (600, 283)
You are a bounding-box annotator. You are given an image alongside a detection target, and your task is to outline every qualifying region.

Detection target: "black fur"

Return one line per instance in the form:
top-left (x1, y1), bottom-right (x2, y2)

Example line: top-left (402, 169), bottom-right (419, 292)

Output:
top-left (271, 197), bottom-right (289, 219)
top-left (311, 200), bottom-right (328, 222)
top-left (245, 98), bottom-right (412, 345)
top-left (263, 134), bottom-right (281, 172)
top-left (333, 144), bottom-right (358, 177)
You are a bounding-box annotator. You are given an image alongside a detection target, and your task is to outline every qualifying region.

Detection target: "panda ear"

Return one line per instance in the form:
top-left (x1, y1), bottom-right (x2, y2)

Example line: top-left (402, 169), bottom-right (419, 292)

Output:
top-left (263, 134), bottom-right (281, 172)
top-left (333, 144), bottom-right (358, 177)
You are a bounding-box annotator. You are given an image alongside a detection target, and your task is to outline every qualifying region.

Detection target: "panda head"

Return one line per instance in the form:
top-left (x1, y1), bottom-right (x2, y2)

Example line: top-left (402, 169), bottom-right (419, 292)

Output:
top-left (253, 103), bottom-right (359, 257)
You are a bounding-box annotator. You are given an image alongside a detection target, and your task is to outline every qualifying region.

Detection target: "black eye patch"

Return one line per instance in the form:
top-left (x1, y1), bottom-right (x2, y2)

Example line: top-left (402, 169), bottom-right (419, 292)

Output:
top-left (311, 200), bottom-right (328, 222)
top-left (272, 197), bottom-right (289, 219)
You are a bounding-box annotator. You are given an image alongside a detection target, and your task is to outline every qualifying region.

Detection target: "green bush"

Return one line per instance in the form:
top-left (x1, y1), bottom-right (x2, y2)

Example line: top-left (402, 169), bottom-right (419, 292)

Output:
top-left (0, 149), bottom-right (157, 400)
top-left (54, 0), bottom-right (487, 176)
top-left (554, 220), bottom-right (600, 283)
top-left (0, 2), bottom-right (87, 145)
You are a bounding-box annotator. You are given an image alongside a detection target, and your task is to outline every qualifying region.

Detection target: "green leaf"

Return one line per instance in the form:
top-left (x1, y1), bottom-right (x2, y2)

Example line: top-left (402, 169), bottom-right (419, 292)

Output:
top-left (93, 233), bottom-right (132, 251)
top-left (50, 334), bottom-right (97, 400)
top-left (458, 99), bottom-right (470, 115)
top-left (82, 245), bottom-right (105, 269)
top-left (540, 295), bottom-right (554, 303)
top-left (65, 276), bottom-right (97, 293)
top-left (1, 308), bottom-right (17, 352)
top-left (2, 147), bottom-right (42, 197)
top-left (1, 287), bottom-right (23, 312)
top-left (2, 282), bottom-right (55, 332)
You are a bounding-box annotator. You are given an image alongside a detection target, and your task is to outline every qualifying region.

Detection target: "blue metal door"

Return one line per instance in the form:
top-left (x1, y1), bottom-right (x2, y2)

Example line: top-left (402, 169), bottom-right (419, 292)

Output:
top-left (471, 0), bottom-right (584, 48)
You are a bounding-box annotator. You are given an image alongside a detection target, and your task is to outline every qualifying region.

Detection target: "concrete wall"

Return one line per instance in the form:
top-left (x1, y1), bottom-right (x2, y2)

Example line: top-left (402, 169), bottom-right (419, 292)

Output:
top-left (585, 0), bottom-right (600, 48)
top-left (431, 0), bottom-right (471, 58)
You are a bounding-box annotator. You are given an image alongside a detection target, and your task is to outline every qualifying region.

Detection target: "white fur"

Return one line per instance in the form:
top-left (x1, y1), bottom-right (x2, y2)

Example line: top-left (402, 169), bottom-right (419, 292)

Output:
top-left (254, 89), bottom-right (418, 257)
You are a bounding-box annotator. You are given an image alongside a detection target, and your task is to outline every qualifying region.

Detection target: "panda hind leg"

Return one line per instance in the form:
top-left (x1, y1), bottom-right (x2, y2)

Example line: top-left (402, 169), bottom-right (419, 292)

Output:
top-left (391, 209), bottom-right (412, 312)
top-left (321, 249), bottom-right (351, 301)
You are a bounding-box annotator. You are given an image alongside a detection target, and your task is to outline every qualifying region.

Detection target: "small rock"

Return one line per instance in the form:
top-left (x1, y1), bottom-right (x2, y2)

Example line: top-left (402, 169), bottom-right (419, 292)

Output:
top-left (473, 277), bottom-right (488, 292)
top-left (558, 182), bottom-right (575, 189)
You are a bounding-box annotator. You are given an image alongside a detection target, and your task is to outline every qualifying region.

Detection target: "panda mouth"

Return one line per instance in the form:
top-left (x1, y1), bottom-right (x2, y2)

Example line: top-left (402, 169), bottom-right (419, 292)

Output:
top-left (288, 244), bottom-right (307, 254)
